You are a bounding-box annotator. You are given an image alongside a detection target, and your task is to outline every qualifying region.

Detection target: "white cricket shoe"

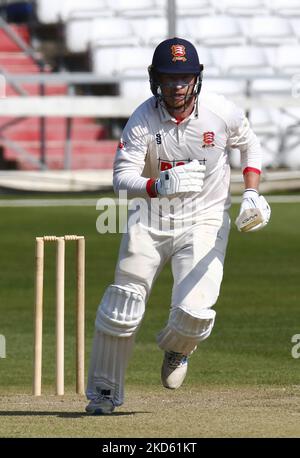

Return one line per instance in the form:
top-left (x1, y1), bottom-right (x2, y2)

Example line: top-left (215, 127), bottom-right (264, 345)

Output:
top-left (85, 391), bottom-right (115, 415)
top-left (161, 351), bottom-right (188, 389)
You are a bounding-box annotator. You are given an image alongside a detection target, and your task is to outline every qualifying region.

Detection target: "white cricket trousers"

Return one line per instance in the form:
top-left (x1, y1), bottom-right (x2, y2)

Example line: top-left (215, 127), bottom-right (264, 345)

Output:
top-left (115, 211), bottom-right (230, 311)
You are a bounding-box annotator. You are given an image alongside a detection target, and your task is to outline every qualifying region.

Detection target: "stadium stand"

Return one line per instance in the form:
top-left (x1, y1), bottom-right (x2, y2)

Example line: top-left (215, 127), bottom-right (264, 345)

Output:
top-left (0, 2), bottom-right (113, 170)
top-left (0, 0), bottom-right (300, 174)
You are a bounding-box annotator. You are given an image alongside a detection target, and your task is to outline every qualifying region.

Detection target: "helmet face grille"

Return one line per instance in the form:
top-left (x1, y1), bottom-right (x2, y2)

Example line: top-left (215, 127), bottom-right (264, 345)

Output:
top-left (148, 66), bottom-right (203, 99)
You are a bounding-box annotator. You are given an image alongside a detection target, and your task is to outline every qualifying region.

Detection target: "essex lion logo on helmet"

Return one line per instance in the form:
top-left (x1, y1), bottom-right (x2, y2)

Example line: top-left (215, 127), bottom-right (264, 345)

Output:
top-left (171, 44), bottom-right (187, 62)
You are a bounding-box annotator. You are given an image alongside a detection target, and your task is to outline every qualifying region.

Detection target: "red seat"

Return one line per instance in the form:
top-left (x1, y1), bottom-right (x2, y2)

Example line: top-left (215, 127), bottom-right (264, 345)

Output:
top-left (0, 25), bottom-right (30, 52)
top-left (1, 120), bottom-right (106, 141)
top-left (1, 140), bottom-right (117, 170)
top-left (0, 52), bottom-right (38, 65)
top-left (5, 85), bottom-right (68, 96)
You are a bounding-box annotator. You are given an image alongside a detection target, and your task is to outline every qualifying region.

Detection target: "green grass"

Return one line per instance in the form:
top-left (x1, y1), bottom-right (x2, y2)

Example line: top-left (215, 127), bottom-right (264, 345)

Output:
top-left (0, 199), bottom-right (299, 394)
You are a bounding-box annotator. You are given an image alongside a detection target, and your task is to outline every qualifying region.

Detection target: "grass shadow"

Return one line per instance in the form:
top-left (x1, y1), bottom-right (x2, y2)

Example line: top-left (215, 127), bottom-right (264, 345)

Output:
top-left (0, 410), bottom-right (150, 418)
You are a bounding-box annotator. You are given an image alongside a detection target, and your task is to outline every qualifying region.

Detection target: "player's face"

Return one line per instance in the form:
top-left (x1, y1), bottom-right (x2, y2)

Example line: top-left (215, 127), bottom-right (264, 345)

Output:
top-left (158, 74), bottom-right (196, 110)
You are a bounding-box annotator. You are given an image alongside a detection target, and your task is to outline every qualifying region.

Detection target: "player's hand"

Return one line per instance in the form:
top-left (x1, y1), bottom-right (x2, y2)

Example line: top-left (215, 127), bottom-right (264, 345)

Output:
top-left (156, 160), bottom-right (206, 196)
top-left (235, 189), bottom-right (271, 232)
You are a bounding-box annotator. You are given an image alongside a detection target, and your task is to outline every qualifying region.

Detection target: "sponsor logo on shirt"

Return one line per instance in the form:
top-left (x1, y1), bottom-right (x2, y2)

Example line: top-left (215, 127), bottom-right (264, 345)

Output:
top-left (159, 158), bottom-right (206, 171)
top-left (155, 133), bottom-right (162, 145)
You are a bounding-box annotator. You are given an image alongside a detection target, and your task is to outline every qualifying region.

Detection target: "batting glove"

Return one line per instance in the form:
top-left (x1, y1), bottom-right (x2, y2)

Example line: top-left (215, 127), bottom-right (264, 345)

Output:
top-left (156, 160), bottom-right (206, 196)
top-left (235, 188), bottom-right (271, 232)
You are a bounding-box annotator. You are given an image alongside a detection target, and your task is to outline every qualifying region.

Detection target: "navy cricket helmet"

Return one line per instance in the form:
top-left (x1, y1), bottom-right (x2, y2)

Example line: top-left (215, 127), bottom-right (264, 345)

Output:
top-left (148, 37), bottom-right (204, 98)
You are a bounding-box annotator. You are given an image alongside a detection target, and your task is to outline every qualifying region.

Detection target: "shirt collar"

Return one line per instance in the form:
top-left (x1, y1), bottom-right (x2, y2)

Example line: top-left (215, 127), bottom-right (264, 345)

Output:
top-left (157, 100), bottom-right (199, 124)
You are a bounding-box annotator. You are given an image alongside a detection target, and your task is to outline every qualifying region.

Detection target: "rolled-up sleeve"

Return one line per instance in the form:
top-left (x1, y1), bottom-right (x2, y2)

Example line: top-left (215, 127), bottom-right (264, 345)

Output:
top-left (228, 110), bottom-right (262, 174)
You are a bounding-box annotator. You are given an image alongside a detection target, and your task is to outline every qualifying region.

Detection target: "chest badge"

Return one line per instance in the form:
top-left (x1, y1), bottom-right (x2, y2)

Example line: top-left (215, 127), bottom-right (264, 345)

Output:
top-left (202, 131), bottom-right (215, 148)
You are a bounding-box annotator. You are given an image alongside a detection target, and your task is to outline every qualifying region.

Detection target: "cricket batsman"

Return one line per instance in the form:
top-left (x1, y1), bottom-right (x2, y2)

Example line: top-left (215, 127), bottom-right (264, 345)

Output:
top-left (85, 37), bottom-right (271, 414)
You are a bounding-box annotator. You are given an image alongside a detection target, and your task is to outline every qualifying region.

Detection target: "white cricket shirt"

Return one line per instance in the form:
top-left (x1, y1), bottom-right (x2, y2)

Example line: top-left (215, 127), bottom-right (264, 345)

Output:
top-left (113, 92), bottom-right (262, 226)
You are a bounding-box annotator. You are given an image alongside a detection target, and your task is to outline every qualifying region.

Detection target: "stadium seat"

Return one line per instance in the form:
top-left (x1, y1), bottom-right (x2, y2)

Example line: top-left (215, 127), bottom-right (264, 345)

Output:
top-left (217, 0), bottom-right (270, 16)
top-left (273, 45), bottom-right (300, 75)
top-left (251, 78), bottom-right (292, 95)
top-left (109, 0), bottom-right (163, 18)
top-left (249, 107), bottom-right (279, 134)
top-left (118, 47), bottom-right (153, 76)
top-left (281, 142), bottom-right (300, 168)
top-left (177, 0), bottom-right (216, 17)
top-left (201, 77), bottom-right (247, 95)
top-left (196, 46), bottom-right (220, 76)
top-left (290, 19), bottom-right (300, 42)
top-left (268, 0), bottom-right (300, 17)
top-left (268, 108), bottom-right (300, 169)
top-left (61, 0), bottom-right (109, 20)
top-left (0, 52), bottom-right (41, 73)
top-left (91, 45), bottom-right (153, 99)
top-left (90, 46), bottom-right (118, 77)
top-left (36, 0), bottom-right (63, 24)
top-left (248, 16), bottom-right (297, 45)
top-left (279, 108), bottom-right (300, 131)
top-left (119, 80), bottom-right (152, 100)
top-left (220, 46), bottom-right (273, 76)
top-left (229, 135), bottom-right (278, 169)
top-left (36, 0), bottom-right (108, 24)
top-left (65, 10), bottom-right (111, 53)
top-left (91, 17), bottom-right (139, 47)
top-left (248, 108), bottom-right (281, 168)
top-left (0, 74), bottom-right (5, 98)
top-left (0, 24), bottom-right (30, 52)
top-left (280, 123), bottom-right (300, 168)
top-left (177, 17), bottom-right (191, 40)
top-left (130, 17), bottom-right (168, 46)
top-left (91, 45), bottom-right (152, 77)
top-left (189, 16), bottom-right (246, 46)
top-left (178, 21), bottom-right (222, 60)
top-left (1, 139), bottom-right (117, 170)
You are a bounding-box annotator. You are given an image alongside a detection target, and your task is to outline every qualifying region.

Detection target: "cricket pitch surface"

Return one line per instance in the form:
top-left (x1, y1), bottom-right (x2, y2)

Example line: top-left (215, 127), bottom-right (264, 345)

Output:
top-left (0, 385), bottom-right (299, 438)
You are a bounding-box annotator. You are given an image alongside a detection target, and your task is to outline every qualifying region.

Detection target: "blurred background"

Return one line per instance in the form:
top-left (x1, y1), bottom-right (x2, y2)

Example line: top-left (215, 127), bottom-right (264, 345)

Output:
top-left (0, 0), bottom-right (300, 192)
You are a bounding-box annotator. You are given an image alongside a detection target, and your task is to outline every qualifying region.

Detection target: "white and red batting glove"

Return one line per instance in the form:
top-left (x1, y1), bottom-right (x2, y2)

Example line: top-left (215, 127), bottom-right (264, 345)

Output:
top-left (155, 159), bottom-right (206, 196)
top-left (235, 188), bottom-right (271, 232)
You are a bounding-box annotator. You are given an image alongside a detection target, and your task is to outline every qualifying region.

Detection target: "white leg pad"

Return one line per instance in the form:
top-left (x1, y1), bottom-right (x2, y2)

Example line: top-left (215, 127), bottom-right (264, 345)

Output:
top-left (86, 329), bottom-right (134, 406)
top-left (95, 284), bottom-right (145, 337)
top-left (87, 285), bottom-right (144, 405)
top-left (157, 306), bottom-right (216, 355)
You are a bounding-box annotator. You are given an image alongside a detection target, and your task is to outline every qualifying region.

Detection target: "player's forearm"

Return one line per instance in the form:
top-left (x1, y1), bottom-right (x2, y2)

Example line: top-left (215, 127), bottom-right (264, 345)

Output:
top-left (243, 169), bottom-right (261, 191)
top-left (113, 154), bottom-right (150, 197)
top-left (113, 170), bottom-right (149, 197)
